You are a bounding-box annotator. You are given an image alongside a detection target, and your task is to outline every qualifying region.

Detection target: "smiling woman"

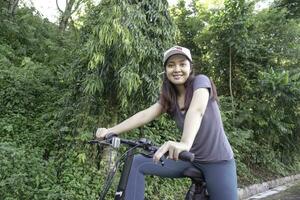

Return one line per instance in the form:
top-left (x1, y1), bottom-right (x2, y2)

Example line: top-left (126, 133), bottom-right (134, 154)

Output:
top-left (96, 45), bottom-right (238, 200)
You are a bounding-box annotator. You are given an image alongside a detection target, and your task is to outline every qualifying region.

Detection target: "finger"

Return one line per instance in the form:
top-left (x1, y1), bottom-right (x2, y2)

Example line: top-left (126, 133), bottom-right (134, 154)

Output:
top-left (153, 148), bottom-right (164, 163)
top-left (95, 128), bottom-right (102, 138)
top-left (96, 128), bottom-right (106, 138)
top-left (173, 149), bottom-right (180, 160)
top-left (153, 143), bottom-right (169, 163)
top-left (168, 146), bottom-right (174, 160)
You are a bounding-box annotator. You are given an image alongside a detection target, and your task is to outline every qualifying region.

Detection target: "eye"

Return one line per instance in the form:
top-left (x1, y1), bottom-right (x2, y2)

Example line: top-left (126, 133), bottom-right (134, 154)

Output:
top-left (167, 64), bottom-right (174, 68)
top-left (180, 63), bottom-right (186, 67)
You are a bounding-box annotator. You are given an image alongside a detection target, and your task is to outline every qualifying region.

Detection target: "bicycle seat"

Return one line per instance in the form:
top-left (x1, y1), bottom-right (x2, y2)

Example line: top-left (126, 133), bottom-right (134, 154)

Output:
top-left (183, 167), bottom-right (205, 183)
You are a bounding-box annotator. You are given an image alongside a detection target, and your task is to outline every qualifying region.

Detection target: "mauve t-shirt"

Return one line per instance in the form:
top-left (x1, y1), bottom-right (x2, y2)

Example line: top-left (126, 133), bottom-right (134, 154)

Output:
top-left (171, 74), bottom-right (234, 162)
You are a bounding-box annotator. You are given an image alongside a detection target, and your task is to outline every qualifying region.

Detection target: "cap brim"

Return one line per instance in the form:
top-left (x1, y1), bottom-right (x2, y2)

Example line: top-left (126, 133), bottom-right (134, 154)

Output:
top-left (163, 50), bottom-right (191, 65)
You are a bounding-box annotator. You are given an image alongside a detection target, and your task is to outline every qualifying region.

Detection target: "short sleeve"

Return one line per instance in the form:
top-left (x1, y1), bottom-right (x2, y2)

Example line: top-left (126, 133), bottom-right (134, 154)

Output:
top-left (193, 74), bottom-right (212, 96)
top-left (193, 75), bottom-right (211, 90)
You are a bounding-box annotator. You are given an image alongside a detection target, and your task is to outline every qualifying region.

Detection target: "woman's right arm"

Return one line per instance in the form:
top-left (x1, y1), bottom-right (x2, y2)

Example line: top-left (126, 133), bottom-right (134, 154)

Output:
top-left (96, 102), bottom-right (163, 138)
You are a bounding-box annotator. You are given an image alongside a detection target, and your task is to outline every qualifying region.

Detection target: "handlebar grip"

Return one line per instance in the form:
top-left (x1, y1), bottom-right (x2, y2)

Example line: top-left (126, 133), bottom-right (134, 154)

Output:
top-left (178, 151), bottom-right (195, 162)
top-left (104, 132), bottom-right (118, 140)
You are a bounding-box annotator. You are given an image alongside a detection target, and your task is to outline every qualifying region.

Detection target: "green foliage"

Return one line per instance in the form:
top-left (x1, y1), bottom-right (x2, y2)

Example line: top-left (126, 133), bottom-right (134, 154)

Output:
top-left (60, 0), bottom-right (177, 131)
top-left (0, 5), bottom-right (99, 200)
top-left (84, 0), bottom-right (175, 111)
top-left (0, 143), bottom-right (61, 200)
top-left (51, 144), bottom-right (103, 200)
top-left (273, 0), bottom-right (300, 19)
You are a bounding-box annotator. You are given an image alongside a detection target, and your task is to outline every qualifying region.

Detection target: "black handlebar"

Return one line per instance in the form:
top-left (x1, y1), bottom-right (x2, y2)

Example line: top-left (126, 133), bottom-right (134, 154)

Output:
top-left (89, 133), bottom-right (195, 162)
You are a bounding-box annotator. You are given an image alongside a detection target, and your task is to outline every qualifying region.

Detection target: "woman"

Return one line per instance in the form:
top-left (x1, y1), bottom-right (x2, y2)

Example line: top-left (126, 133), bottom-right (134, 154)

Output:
top-left (96, 45), bottom-right (238, 200)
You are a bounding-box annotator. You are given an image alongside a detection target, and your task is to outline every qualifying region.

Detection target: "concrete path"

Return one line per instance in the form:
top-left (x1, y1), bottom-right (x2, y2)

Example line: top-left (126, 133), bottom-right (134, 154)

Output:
top-left (246, 180), bottom-right (300, 200)
top-left (238, 174), bottom-right (300, 200)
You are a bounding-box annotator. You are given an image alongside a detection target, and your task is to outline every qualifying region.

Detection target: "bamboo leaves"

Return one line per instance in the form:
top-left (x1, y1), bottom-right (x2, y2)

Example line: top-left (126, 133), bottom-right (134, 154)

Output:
top-left (82, 0), bottom-right (175, 114)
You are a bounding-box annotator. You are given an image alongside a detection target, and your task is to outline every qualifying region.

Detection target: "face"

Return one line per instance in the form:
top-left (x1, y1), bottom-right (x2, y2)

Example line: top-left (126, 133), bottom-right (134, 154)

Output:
top-left (165, 54), bottom-right (192, 86)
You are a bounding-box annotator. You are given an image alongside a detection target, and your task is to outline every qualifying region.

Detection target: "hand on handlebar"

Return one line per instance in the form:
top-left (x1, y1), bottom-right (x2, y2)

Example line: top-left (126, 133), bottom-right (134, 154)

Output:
top-left (95, 128), bottom-right (110, 139)
top-left (153, 141), bottom-right (189, 163)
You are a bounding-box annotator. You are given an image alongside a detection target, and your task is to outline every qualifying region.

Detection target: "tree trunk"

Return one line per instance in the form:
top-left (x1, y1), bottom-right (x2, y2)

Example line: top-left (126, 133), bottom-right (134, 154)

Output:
top-left (57, 0), bottom-right (83, 31)
top-left (59, 0), bottom-right (74, 31)
top-left (229, 46), bottom-right (235, 122)
top-left (59, 13), bottom-right (70, 31)
top-left (8, 0), bottom-right (19, 16)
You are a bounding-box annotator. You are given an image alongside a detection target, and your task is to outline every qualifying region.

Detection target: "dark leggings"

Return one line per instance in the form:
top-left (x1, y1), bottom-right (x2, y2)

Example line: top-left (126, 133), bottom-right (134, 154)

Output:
top-left (124, 154), bottom-right (237, 200)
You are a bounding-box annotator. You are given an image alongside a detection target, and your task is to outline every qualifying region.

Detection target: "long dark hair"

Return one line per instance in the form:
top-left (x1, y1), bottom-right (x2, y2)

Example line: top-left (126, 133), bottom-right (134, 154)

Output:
top-left (159, 64), bottom-right (218, 115)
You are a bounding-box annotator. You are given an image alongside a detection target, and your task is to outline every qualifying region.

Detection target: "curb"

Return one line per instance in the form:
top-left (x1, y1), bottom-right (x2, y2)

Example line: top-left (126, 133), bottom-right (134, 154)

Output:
top-left (238, 173), bottom-right (300, 199)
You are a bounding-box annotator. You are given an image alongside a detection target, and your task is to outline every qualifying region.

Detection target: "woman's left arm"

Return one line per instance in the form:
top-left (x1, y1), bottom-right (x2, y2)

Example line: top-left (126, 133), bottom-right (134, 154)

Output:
top-left (153, 88), bottom-right (209, 162)
top-left (180, 88), bottom-right (209, 150)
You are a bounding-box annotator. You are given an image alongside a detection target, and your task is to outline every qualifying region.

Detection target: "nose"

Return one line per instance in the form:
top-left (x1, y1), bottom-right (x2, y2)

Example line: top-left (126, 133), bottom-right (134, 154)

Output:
top-left (174, 64), bottom-right (181, 72)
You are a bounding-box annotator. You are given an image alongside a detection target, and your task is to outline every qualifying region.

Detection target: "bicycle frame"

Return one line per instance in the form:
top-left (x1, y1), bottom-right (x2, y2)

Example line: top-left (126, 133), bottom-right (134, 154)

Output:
top-left (89, 135), bottom-right (197, 200)
top-left (113, 146), bottom-right (134, 200)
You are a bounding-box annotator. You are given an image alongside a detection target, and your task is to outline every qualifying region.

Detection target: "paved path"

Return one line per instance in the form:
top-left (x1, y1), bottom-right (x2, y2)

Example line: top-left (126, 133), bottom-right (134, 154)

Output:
top-left (247, 180), bottom-right (300, 200)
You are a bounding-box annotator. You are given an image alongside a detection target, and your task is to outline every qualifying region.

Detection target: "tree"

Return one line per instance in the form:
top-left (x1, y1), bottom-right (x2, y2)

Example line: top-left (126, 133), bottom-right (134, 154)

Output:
top-left (61, 0), bottom-right (176, 128)
top-left (8, 0), bottom-right (19, 16)
top-left (194, 0), bottom-right (255, 121)
top-left (3, 0), bottom-right (19, 16)
top-left (169, 0), bottom-right (209, 73)
top-left (273, 0), bottom-right (300, 19)
top-left (56, 0), bottom-right (85, 31)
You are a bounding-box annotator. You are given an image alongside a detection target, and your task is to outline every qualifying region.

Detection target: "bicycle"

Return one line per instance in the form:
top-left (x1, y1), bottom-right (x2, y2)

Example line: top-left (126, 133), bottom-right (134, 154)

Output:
top-left (88, 133), bottom-right (209, 200)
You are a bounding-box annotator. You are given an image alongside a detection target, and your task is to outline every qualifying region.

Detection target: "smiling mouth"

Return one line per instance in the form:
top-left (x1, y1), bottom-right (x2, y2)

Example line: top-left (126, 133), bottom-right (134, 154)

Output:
top-left (173, 75), bottom-right (183, 79)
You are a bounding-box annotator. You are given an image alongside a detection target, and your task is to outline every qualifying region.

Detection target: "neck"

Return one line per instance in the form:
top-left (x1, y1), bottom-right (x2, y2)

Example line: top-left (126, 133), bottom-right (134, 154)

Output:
top-left (176, 85), bottom-right (186, 97)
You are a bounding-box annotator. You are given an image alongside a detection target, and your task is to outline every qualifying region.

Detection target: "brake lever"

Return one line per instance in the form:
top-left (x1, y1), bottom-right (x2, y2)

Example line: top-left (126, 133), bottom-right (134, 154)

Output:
top-left (88, 132), bottom-right (118, 145)
top-left (88, 139), bottom-right (110, 146)
top-left (138, 140), bottom-right (167, 166)
top-left (159, 157), bottom-right (166, 166)
top-left (139, 152), bottom-right (166, 166)
top-left (88, 140), bottom-right (100, 144)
